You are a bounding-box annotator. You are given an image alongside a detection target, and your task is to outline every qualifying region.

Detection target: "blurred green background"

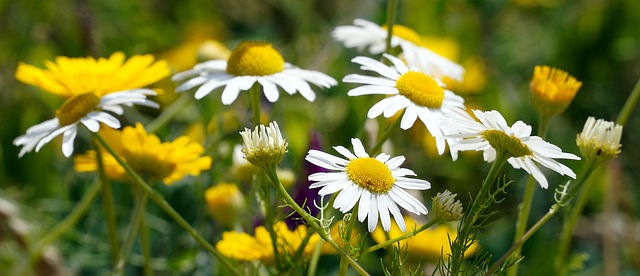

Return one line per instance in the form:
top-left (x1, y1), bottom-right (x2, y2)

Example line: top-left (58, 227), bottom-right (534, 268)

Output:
top-left (1, 0), bottom-right (639, 274)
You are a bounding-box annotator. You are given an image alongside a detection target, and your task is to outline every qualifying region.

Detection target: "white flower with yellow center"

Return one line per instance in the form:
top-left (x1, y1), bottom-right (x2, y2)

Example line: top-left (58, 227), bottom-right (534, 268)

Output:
top-left (172, 41), bottom-right (337, 104)
top-left (332, 18), bottom-right (464, 80)
top-left (343, 54), bottom-right (469, 155)
top-left (444, 109), bottom-right (580, 188)
top-left (14, 90), bottom-right (158, 157)
top-left (306, 138), bottom-right (430, 232)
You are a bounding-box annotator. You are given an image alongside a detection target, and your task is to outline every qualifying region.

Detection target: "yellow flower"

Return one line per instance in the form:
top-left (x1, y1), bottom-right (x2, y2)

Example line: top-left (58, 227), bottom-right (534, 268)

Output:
top-left (74, 123), bottom-right (212, 185)
top-left (216, 222), bottom-right (319, 264)
top-left (15, 52), bottom-right (170, 98)
top-left (371, 217), bottom-right (478, 261)
top-left (204, 183), bottom-right (245, 227)
top-left (530, 65), bottom-right (582, 117)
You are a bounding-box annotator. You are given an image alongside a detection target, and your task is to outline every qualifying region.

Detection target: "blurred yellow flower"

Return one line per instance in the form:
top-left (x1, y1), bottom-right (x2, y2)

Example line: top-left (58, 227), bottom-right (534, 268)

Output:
top-left (216, 222), bottom-right (319, 263)
top-left (74, 123), bottom-right (212, 185)
top-left (15, 52), bottom-right (170, 98)
top-left (371, 217), bottom-right (478, 261)
top-left (530, 65), bottom-right (582, 117)
top-left (204, 183), bottom-right (245, 227)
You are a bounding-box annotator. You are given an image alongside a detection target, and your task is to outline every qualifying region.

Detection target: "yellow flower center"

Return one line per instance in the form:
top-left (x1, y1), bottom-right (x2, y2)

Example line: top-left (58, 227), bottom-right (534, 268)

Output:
top-left (481, 130), bottom-right (532, 158)
top-left (345, 157), bottom-right (394, 193)
top-left (396, 71), bottom-right (445, 108)
top-left (127, 153), bottom-right (176, 181)
top-left (55, 93), bottom-right (100, 126)
top-left (382, 24), bottom-right (424, 46)
top-left (226, 42), bottom-right (285, 76)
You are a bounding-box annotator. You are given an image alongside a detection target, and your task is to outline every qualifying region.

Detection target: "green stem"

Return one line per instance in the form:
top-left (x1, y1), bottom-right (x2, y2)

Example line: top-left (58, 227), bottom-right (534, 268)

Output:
top-left (139, 200), bottom-right (152, 276)
top-left (384, 0), bottom-right (399, 55)
top-left (94, 133), bottom-right (242, 276)
top-left (488, 161), bottom-right (597, 276)
top-left (30, 180), bottom-right (102, 261)
top-left (262, 177), bottom-right (283, 272)
top-left (94, 138), bottom-right (120, 264)
top-left (370, 110), bottom-right (404, 155)
top-left (508, 113), bottom-right (551, 276)
top-left (146, 93), bottom-right (191, 133)
top-left (250, 84), bottom-right (262, 126)
top-left (115, 189), bottom-right (149, 274)
top-left (307, 238), bottom-right (324, 276)
top-left (450, 150), bottom-right (509, 275)
top-left (263, 166), bottom-right (369, 276)
top-left (363, 218), bottom-right (440, 254)
top-left (338, 204), bottom-right (359, 276)
top-left (555, 163), bottom-right (598, 275)
top-left (616, 77), bottom-right (640, 126)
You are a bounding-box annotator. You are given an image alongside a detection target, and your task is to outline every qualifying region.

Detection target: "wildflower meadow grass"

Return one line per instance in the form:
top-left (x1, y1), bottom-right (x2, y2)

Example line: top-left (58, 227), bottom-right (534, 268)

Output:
top-left (1, 0), bottom-right (640, 275)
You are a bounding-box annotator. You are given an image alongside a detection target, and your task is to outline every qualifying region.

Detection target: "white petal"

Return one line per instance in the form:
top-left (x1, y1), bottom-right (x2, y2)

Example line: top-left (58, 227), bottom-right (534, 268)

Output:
top-left (351, 138), bottom-right (369, 157)
top-left (377, 196), bottom-right (391, 232)
top-left (333, 146), bottom-right (357, 160)
top-left (258, 78), bottom-right (279, 102)
top-left (61, 127), bottom-right (77, 157)
top-left (367, 193), bottom-right (379, 232)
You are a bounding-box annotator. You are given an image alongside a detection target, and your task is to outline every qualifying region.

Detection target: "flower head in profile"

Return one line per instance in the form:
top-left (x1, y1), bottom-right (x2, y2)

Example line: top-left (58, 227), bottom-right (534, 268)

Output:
top-left (332, 18), bottom-right (464, 80)
top-left (530, 65), bottom-right (582, 117)
top-left (371, 216), bottom-right (478, 261)
top-left (240, 121), bottom-right (287, 168)
top-left (306, 138), bottom-right (430, 232)
top-left (216, 222), bottom-right (319, 263)
top-left (576, 117), bottom-right (622, 164)
top-left (13, 53), bottom-right (169, 158)
top-left (444, 110), bottom-right (580, 188)
top-left (204, 183), bottom-right (245, 227)
top-left (432, 190), bottom-right (463, 222)
top-left (343, 54), bottom-right (469, 155)
top-left (74, 123), bottom-right (212, 185)
top-left (172, 41), bottom-right (337, 104)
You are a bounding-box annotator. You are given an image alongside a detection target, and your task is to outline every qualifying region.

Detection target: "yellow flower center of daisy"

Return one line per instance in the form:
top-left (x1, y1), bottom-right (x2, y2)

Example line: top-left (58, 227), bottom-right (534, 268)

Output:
top-left (55, 93), bottom-right (100, 126)
top-left (480, 130), bottom-right (532, 158)
top-left (345, 157), bottom-right (394, 193)
top-left (226, 42), bottom-right (285, 76)
top-left (396, 71), bottom-right (445, 108)
top-left (382, 24), bottom-right (424, 46)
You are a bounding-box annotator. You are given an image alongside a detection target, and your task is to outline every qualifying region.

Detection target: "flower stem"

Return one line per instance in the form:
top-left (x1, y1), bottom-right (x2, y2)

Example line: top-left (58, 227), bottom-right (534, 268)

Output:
top-left (616, 77), bottom-right (640, 126)
top-left (29, 179), bottom-right (102, 261)
top-left (450, 149), bottom-right (509, 275)
top-left (93, 137), bottom-right (120, 264)
top-left (94, 133), bottom-right (241, 276)
top-left (263, 166), bottom-right (369, 276)
top-left (250, 84), bottom-right (262, 126)
top-left (370, 110), bottom-right (404, 156)
top-left (146, 93), bottom-right (191, 133)
top-left (363, 218), bottom-right (440, 254)
top-left (508, 113), bottom-right (551, 276)
top-left (115, 188), bottom-right (149, 274)
top-left (338, 204), bottom-right (359, 276)
top-left (488, 161), bottom-right (597, 275)
top-left (384, 0), bottom-right (399, 55)
top-left (555, 163), bottom-right (598, 275)
top-left (139, 208), bottom-right (153, 276)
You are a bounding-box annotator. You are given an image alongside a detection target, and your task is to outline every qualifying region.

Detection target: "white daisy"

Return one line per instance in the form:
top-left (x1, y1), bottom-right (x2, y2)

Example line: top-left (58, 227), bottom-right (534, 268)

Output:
top-left (332, 18), bottom-right (464, 81)
top-left (172, 41), bottom-right (337, 104)
top-left (444, 109), bottom-right (580, 188)
top-left (306, 138), bottom-right (430, 232)
top-left (343, 54), bottom-right (470, 155)
top-left (14, 89), bottom-right (158, 158)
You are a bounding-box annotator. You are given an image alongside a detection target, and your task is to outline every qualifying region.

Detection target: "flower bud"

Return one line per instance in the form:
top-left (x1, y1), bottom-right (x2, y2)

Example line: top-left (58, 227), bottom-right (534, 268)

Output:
top-left (239, 122), bottom-right (287, 168)
top-left (576, 117), bottom-right (622, 165)
top-left (432, 190), bottom-right (463, 222)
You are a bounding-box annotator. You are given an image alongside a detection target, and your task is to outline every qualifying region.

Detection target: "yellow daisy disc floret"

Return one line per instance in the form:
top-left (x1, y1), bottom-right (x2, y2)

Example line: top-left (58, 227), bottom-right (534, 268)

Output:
top-left (55, 93), bottom-right (100, 126)
top-left (15, 52), bottom-right (170, 98)
top-left (346, 157), bottom-right (395, 193)
top-left (396, 71), bottom-right (445, 108)
top-left (226, 42), bottom-right (285, 76)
